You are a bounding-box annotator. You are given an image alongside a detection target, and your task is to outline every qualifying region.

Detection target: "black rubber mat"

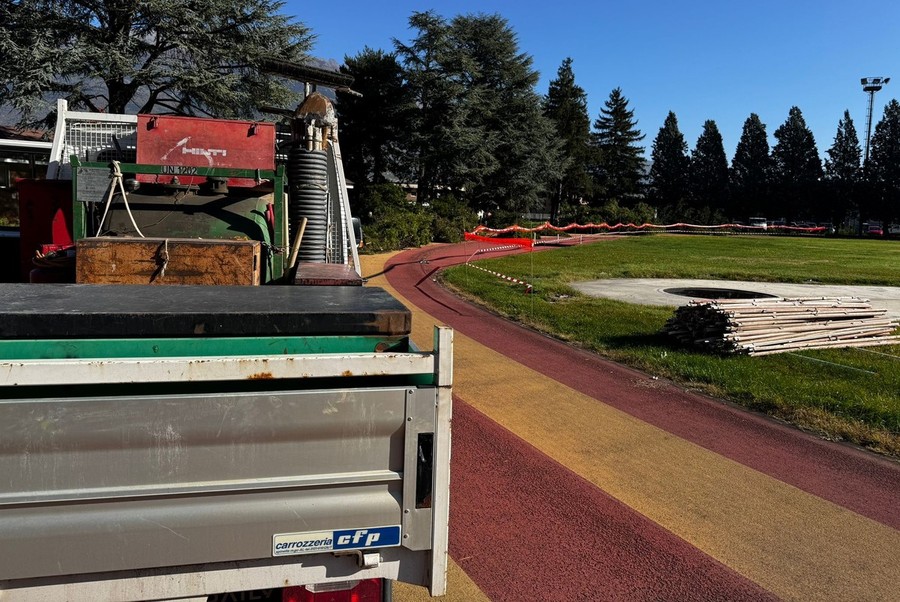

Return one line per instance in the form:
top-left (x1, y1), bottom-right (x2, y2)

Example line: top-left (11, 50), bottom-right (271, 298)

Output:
top-left (0, 284), bottom-right (410, 338)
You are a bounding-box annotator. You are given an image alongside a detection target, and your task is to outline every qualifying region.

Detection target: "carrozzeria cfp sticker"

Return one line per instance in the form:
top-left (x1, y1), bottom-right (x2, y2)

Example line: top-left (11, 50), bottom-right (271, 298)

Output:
top-left (273, 526), bottom-right (402, 557)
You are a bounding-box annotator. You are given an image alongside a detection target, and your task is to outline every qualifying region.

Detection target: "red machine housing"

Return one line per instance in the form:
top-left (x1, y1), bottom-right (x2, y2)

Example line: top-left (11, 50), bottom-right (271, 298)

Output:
top-left (136, 115), bottom-right (276, 188)
top-left (17, 179), bottom-right (74, 282)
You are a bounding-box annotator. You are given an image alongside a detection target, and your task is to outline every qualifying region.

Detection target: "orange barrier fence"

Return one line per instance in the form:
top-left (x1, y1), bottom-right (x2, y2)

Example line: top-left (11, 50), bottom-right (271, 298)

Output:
top-left (469, 222), bottom-right (827, 235)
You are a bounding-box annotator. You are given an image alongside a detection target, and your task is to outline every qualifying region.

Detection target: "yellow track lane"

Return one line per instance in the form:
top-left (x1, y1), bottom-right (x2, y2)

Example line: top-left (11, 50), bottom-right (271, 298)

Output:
top-left (365, 253), bottom-right (492, 602)
top-left (364, 252), bottom-right (900, 601)
top-left (393, 558), bottom-right (491, 602)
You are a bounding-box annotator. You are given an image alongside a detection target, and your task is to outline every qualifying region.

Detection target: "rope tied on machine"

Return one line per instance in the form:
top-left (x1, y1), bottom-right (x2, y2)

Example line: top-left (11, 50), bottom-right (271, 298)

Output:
top-left (157, 239), bottom-right (169, 279)
top-left (96, 160), bottom-right (145, 238)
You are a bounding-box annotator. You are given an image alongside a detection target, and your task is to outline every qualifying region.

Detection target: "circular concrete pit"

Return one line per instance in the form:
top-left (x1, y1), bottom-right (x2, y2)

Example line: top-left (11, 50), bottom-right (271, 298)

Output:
top-left (571, 278), bottom-right (900, 320)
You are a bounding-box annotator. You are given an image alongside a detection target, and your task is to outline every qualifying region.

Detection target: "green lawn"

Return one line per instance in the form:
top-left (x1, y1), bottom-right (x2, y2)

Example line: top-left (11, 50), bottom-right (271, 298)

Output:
top-left (442, 235), bottom-right (900, 456)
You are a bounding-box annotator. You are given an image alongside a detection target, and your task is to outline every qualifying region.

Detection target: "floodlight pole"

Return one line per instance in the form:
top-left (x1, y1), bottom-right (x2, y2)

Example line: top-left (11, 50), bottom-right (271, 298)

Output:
top-left (861, 76), bottom-right (890, 171)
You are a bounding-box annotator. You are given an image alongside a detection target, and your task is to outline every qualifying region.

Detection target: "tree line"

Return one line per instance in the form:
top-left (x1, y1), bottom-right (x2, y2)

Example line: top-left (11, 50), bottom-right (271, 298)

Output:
top-left (648, 105), bottom-right (900, 231)
top-left (339, 11), bottom-right (900, 234)
top-left (2, 4), bottom-right (897, 238)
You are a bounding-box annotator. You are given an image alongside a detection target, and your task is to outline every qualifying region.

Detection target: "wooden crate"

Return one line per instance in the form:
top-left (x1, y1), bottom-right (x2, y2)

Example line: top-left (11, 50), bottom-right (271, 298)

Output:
top-left (76, 237), bottom-right (261, 285)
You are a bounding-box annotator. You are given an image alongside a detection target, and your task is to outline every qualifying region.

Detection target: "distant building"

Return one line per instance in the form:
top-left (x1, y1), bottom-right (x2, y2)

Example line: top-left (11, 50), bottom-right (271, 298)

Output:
top-left (0, 127), bottom-right (53, 225)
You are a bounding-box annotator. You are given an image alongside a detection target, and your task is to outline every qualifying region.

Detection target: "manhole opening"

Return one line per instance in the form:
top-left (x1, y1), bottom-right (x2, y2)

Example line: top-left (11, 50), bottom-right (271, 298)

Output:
top-left (663, 287), bottom-right (778, 300)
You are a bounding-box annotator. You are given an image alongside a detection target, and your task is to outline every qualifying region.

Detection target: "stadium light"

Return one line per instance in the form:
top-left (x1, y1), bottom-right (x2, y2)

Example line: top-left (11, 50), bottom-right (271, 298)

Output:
top-left (861, 76), bottom-right (890, 169)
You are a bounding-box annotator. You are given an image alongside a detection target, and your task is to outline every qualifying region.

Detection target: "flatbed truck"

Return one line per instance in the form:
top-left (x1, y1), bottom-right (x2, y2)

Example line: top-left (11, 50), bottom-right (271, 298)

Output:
top-left (0, 95), bottom-right (451, 601)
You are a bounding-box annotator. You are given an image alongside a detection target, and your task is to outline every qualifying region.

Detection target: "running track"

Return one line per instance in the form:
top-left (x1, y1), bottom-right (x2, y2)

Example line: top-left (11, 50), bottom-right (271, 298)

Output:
top-left (359, 242), bottom-right (900, 602)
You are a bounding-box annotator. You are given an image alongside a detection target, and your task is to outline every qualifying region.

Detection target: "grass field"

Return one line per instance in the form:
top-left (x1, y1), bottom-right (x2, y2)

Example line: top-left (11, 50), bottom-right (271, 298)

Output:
top-left (441, 235), bottom-right (900, 456)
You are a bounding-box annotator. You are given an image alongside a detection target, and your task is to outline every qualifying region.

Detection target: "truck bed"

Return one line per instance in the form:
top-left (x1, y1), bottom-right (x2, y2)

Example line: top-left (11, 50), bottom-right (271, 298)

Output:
top-left (0, 284), bottom-right (451, 600)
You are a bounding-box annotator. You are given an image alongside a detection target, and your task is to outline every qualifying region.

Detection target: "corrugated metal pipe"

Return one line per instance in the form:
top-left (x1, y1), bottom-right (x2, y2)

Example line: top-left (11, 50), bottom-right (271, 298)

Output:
top-left (287, 147), bottom-right (328, 263)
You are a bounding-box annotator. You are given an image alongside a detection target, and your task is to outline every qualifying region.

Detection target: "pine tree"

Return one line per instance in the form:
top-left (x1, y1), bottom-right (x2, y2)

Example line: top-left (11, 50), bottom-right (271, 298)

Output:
top-left (589, 88), bottom-right (645, 206)
top-left (339, 48), bottom-right (415, 189)
top-left (690, 120), bottom-right (730, 220)
top-left (543, 58), bottom-right (592, 223)
top-left (824, 110), bottom-right (861, 225)
top-left (730, 114), bottom-right (772, 219)
top-left (868, 99), bottom-right (900, 228)
top-left (448, 13), bottom-right (561, 214)
top-left (0, 0), bottom-right (313, 124)
top-left (396, 11), bottom-right (561, 212)
top-left (394, 11), bottom-right (463, 204)
top-left (771, 106), bottom-right (823, 221)
top-left (648, 111), bottom-right (689, 215)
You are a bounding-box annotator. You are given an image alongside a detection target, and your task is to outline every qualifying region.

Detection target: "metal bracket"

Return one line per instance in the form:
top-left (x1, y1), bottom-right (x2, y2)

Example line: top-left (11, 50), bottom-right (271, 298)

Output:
top-left (333, 550), bottom-right (381, 569)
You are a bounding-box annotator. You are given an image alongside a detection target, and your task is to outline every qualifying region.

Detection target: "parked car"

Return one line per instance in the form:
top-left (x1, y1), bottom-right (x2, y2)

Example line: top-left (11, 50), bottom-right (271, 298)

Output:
top-left (867, 224), bottom-right (884, 236)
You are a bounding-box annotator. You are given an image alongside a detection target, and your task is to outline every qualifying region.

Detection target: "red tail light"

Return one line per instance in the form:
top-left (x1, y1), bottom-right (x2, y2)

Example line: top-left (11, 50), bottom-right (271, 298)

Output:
top-left (281, 578), bottom-right (382, 602)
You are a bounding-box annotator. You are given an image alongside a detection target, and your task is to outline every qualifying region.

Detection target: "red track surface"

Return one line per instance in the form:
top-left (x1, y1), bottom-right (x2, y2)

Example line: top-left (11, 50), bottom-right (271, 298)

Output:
top-left (450, 402), bottom-right (775, 601)
top-left (382, 242), bottom-right (900, 600)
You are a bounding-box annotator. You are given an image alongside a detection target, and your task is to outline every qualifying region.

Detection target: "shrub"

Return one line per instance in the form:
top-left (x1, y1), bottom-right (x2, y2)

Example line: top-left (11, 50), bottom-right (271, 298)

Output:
top-left (430, 195), bottom-right (478, 242)
top-left (356, 184), bottom-right (433, 252)
top-left (482, 208), bottom-right (521, 229)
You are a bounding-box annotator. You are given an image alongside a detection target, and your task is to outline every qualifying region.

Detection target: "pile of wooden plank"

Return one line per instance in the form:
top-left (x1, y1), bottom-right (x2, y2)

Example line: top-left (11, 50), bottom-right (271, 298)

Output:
top-left (663, 297), bottom-right (900, 356)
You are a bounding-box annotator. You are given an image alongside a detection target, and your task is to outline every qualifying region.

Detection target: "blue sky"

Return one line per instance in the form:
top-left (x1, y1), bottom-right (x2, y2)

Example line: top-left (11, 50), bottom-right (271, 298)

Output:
top-left (281, 0), bottom-right (900, 162)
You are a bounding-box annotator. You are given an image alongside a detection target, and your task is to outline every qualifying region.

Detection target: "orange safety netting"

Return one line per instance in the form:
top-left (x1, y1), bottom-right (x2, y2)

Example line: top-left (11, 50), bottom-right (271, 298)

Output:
top-left (464, 232), bottom-right (534, 247)
top-left (469, 221), bottom-right (827, 235)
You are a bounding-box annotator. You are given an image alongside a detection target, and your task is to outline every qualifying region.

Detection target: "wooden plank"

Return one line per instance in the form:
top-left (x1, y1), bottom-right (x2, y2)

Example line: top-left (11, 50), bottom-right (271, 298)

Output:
top-left (748, 336), bottom-right (900, 356)
top-left (76, 237), bottom-right (260, 285)
top-left (664, 296), bottom-right (899, 356)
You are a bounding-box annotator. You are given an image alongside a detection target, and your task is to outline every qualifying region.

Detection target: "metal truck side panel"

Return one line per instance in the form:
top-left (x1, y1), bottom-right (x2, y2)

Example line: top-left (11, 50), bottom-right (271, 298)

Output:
top-left (0, 386), bottom-right (437, 580)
